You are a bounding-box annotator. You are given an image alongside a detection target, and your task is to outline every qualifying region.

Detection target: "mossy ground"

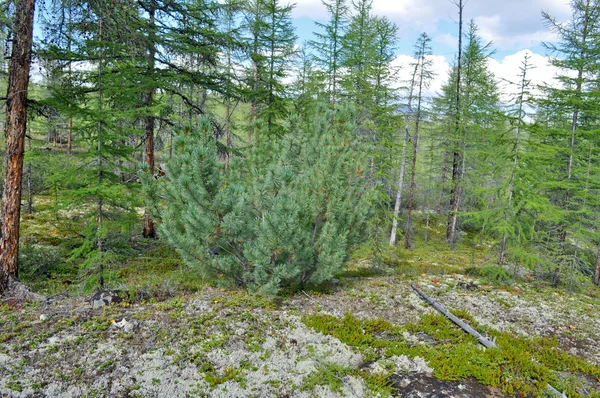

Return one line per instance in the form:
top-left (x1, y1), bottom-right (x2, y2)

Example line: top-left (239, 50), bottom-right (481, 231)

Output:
top-left (3, 211), bottom-right (600, 397)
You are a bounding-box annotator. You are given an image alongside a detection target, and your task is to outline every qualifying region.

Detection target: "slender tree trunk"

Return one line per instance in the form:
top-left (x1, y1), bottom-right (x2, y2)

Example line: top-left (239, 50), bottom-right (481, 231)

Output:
top-left (26, 163), bottom-right (33, 215)
top-left (0, 0), bottom-right (36, 293)
top-left (437, 144), bottom-right (449, 213)
top-left (67, 7), bottom-right (73, 156)
top-left (594, 243), bottom-right (600, 285)
top-left (559, 0), bottom-right (590, 246)
top-left (390, 63), bottom-right (418, 246)
top-left (143, 4), bottom-right (157, 239)
top-left (447, 0), bottom-right (464, 248)
top-left (500, 55), bottom-right (529, 263)
top-left (249, 2), bottom-right (260, 144)
top-left (67, 119), bottom-right (73, 155)
top-left (96, 10), bottom-right (105, 288)
top-left (405, 48), bottom-right (427, 250)
top-left (425, 139), bottom-right (435, 244)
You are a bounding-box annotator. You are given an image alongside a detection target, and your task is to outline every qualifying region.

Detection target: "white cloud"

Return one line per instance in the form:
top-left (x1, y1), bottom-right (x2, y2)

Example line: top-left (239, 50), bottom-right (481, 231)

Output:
top-left (390, 53), bottom-right (450, 98)
top-left (474, 15), bottom-right (559, 50)
top-left (487, 49), bottom-right (561, 102)
top-left (292, 0), bottom-right (327, 19)
top-left (388, 49), bottom-right (561, 105)
top-left (292, 0), bottom-right (571, 52)
top-left (433, 33), bottom-right (457, 49)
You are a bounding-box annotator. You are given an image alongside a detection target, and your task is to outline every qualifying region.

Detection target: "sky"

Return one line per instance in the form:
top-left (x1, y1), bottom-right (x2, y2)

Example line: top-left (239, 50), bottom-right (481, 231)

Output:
top-left (290, 0), bottom-right (573, 98)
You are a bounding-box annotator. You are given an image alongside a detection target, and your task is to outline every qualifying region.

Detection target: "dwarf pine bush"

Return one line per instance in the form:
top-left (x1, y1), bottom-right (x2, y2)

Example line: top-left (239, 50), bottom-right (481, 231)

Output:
top-left (142, 105), bottom-right (372, 295)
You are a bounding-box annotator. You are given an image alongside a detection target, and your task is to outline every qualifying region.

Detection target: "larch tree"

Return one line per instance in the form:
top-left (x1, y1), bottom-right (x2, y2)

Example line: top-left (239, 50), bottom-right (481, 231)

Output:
top-left (309, 0), bottom-right (348, 105)
top-left (404, 33), bottom-right (434, 250)
top-left (142, 0), bottom-right (158, 239)
top-left (540, 0), bottom-right (600, 285)
top-left (0, 0), bottom-right (36, 293)
top-left (446, 0), bottom-right (464, 247)
top-left (261, 0), bottom-right (297, 136)
top-left (444, 19), bottom-right (500, 248)
top-left (389, 44), bottom-right (418, 247)
top-left (499, 53), bottom-right (533, 263)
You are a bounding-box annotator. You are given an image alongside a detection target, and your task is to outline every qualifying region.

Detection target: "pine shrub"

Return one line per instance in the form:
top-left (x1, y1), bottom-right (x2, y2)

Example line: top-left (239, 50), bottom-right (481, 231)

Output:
top-left (142, 105), bottom-right (372, 295)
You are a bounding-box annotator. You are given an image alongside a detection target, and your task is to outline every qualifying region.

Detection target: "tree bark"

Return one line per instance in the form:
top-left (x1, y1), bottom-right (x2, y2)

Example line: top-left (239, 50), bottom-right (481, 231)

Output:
top-left (500, 54), bottom-right (529, 263)
top-left (437, 144), bottom-right (449, 213)
top-left (594, 243), bottom-right (600, 285)
top-left (143, 3), bottom-right (157, 239)
top-left (446, 0), bottom-right (464, 248)
top-left (405, 42), bottom-right (427, 249)
top-left (0, 0), bottom-right (36, 294)
top-left (26, 163), bottom-right (33, 215)
top-left (96, 10), bottom-right (105, 288)
top-left (389, 62), bottom-right (418, 246)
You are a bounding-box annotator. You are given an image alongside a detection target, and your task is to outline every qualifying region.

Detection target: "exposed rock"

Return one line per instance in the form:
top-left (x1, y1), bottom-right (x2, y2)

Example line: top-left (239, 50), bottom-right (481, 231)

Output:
top-left (110, 316), bottom-right (139, 333)
top-left (89, 289), bottom-right (122, 309)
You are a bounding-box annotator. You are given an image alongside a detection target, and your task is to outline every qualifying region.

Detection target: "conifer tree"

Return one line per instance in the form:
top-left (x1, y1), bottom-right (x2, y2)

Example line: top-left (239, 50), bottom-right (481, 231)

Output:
top-left (292, 43), bottom-right (326, 119)
top-left (309, 0), bottom-right (348, 105)
top-left (0, 0), bottom-right (36, 293)
top-left (142, 0), bottom-right (158, 239)
top-left (404, 33), bottom-right (434, 249)
top-left (340, 0), bottom-right (377, 123)
top-left (498, 54), bottom-right (533, 263)
top-left (446, 0), bottom-right (464, 247)
top-left (539, 0), bottom-right (600, 284)
top-left (142, 105), bottom-right (371, 295)
top-left (443, 19), bottom-right (500, 247)
top-left (243, 0), bottom-right (297, 139)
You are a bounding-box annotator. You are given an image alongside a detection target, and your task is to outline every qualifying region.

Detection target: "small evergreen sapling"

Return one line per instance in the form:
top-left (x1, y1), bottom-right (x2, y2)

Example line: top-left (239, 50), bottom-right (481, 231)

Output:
top-left (142, 105), bottom-right (371, 295)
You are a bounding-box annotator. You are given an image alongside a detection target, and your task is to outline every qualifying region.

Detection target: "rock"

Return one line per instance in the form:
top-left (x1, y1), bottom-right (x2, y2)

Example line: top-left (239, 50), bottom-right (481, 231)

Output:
top-left (111, 316), bottom-right (139, 333)
top-left (40, 313), bottom-right (51, 321)
top-left (90, 290), bottom-right (122, 309)
top-left (457, 282), bottom-right (479, 291)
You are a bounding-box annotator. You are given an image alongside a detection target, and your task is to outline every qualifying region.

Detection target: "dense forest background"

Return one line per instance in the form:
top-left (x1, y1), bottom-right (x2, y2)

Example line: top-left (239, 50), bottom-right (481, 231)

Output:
top-left (1, 0), bottom-right (600, 296)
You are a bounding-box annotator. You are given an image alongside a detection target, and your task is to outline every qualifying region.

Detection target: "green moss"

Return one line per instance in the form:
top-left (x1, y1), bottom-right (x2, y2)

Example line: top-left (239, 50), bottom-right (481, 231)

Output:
top-left (6, 380), bottom-right (23, 392)
top-left (210, 292), bottom-right (277, 310)
top-left (302, 311), bottom-right (600, 397)
top-left (204, 366), bottom-right (244, 387)
top-left (301, 363), bottom-right (353, 392)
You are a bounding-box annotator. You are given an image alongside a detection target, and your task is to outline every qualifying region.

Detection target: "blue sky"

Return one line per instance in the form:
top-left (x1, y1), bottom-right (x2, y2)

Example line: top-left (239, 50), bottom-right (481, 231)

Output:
top-left (291, 0), bottom-right (571, 59)
top-left (290, 0), bottom-right (572, 97)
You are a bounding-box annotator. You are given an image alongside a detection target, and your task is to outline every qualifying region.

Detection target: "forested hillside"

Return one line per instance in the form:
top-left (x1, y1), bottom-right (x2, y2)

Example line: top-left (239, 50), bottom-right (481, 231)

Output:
top-left (1, 0), bottom-right (600, 397)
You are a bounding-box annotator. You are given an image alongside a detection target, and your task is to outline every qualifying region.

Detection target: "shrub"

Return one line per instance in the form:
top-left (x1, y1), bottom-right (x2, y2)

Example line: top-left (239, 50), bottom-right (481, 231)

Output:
top-left (19, 242), bottom-right (65, 280)
top-left (142, 105), bottom-right (372, 295)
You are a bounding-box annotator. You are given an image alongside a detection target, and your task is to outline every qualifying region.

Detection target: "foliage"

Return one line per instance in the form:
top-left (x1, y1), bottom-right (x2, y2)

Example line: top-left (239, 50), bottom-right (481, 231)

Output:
top-left (143, 105), bottom-right (372, 294)
top-left (18, 242), bottom-right (66, 281)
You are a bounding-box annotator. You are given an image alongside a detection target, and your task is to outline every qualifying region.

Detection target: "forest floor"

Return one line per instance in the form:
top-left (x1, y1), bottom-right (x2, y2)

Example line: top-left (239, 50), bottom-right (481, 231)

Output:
top-left (1, 259), bottom-right (600, 397)
top-left (1, 205), bottom-right (600, 397)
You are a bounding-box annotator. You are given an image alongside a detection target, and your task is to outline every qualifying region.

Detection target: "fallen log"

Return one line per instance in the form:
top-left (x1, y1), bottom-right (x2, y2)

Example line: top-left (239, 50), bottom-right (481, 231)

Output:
top-left (410, 283), bottom-right (567, 398)
top-left (410, 283), bottom-right (496, 348)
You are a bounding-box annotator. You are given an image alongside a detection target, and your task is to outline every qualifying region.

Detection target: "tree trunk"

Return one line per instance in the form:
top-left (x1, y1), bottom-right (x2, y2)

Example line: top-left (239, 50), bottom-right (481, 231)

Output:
top-left (143, 4), bottom-right (157, 239)
top-left (389, 63), bottom-right (418, 246)
top-left (500, 55), bottom-right (529, 263)
top-left (67, 119), bottom-right (73, 155)
top-left (96, 11), bottom-right (105, 288)
top-left (437, 144), bottom-right (449, 213)
top-left (405, 46), bottom-right (427, 250)
top-left (559, 0), bottom-right (590, 246)
top-left (26, 163), bottom-right (33, 214)
top-left (0, 0), bottom-right (36, 293)
top-left (224, 34), bottom-right (233, 170)
top-left (446, 0), bottom-right (464, 248)
top-left (594, 243), bottom-right (600, 285)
